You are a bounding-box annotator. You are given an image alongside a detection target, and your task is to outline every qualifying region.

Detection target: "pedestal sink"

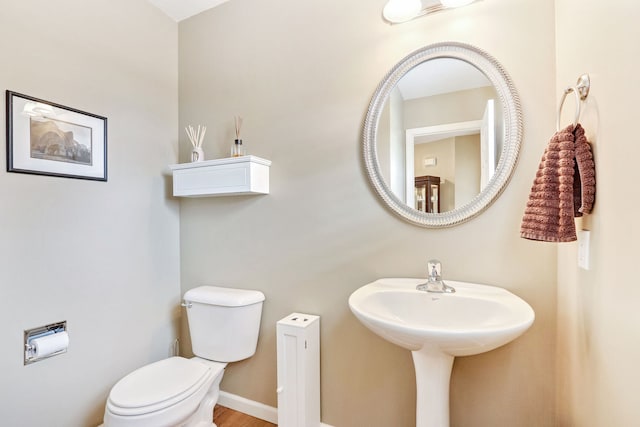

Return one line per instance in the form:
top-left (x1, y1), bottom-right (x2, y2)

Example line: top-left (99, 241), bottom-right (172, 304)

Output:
top-left (348, 278), bottom-right (534, 427)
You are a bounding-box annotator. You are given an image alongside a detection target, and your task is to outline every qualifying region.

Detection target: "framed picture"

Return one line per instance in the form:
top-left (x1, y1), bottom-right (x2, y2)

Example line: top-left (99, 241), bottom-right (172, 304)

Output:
top-left (6, 91), bottom-right (107, 181)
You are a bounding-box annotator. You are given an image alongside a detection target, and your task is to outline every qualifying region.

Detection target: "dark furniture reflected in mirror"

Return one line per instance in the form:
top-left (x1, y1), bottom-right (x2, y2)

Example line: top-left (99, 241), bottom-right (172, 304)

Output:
top-left (415, 175), bottom-right (440, 213)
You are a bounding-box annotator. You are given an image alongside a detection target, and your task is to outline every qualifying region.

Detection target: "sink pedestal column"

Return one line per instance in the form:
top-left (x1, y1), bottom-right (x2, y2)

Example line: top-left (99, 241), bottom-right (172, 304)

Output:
top-left (411, 347), bottom-right (455, 427)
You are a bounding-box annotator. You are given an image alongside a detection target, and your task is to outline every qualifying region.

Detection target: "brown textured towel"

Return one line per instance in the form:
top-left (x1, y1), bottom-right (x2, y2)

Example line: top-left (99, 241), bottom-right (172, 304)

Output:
top-left (573, 124), bottom-right (596, 216)
top-left (520, 124), bottom-right (595, 242)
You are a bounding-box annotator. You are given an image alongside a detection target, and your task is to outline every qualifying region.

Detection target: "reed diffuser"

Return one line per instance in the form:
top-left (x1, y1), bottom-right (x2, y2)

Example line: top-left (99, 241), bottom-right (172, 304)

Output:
top-left (231, 116), bottom-right (246, 157)
top-left (185, 125), bottom-right (206, 162)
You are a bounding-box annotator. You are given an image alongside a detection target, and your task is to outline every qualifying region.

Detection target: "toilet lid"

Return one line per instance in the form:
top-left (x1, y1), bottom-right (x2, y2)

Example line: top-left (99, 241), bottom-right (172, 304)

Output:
top-left (109, 357), bottom-right (211, 414)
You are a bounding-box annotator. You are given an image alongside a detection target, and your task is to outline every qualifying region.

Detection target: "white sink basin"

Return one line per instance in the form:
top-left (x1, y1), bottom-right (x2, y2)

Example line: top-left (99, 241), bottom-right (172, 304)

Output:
top-left (348, 278), bottom-right (534, 356)
top-left (349, 278), bottom-right (535, 427)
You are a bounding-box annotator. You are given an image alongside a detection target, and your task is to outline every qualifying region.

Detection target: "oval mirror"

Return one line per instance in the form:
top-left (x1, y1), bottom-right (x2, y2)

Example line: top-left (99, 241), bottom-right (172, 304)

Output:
top-left (363, 42), bottom-right (522, 227)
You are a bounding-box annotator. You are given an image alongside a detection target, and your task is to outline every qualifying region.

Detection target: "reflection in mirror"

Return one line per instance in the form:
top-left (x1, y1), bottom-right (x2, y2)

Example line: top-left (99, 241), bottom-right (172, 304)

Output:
top-left (363, 42), bottom-right (522, 227)
top-left (376, 58), bottom-right (503, 213)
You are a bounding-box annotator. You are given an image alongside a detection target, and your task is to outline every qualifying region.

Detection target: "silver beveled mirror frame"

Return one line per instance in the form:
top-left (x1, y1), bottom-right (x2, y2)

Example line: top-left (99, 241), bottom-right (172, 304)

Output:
top-left (363, 42), bottom-right (523, 227)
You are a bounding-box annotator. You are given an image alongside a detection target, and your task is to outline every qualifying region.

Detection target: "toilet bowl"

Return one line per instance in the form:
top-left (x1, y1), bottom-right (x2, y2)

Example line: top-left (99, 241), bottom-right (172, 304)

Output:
top-left (103, 286), bottom-right (265, 427)
top-left (104, 357), bottom-right (225, 427)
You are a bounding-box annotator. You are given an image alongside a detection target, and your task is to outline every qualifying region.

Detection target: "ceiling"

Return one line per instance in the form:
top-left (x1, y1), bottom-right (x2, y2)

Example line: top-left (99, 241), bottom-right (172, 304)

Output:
top-left (397, 58), bottom-right (491, 100)
top-left (148, 0), bottom-right (230, 21)
top-left (149, 0), bottom-right (447, 23)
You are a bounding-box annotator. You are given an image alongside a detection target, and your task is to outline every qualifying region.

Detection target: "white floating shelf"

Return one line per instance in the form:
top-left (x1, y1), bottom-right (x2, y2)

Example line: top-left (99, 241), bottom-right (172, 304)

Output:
top-left (169, 155), bottom-right (271, 197)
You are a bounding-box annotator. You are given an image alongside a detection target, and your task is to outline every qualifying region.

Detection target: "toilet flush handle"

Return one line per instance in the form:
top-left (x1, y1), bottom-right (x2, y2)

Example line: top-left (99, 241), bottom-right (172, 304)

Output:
top-left (181, 301), bottom-right (192, 309)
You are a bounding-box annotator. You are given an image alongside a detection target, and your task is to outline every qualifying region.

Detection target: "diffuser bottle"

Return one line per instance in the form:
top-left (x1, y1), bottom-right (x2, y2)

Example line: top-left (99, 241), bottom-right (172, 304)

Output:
top-left (231, 139), bottom-right (245, 157)
top-left (231, 116), bottom-right (245, 157)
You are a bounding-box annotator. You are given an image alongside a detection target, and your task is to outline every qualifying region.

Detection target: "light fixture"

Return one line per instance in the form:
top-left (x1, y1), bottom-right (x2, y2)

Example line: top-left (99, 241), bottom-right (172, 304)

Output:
top-left (382, 0), bottom-right (422, 24)
top-left (440, 0), bottom-right (476, 7)
top-left (382, 0), bottom-right (479, 24)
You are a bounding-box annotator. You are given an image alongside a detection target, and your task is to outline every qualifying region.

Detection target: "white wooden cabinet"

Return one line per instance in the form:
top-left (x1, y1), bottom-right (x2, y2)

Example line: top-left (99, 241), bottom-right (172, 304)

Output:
top-left (169, 155), bottom-right (271, 197)
top-left (276, 313), bottom-right (320, 427)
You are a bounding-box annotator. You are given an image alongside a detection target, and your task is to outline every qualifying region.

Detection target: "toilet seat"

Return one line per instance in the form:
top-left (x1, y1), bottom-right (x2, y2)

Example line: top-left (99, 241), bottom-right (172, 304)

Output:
top-left (107, 357), bottom-right (218, 417)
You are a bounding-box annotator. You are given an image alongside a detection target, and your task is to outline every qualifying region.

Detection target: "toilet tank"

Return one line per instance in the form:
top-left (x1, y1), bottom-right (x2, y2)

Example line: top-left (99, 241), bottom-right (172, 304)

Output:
top-left (183, 286), bottom-right (265, 362)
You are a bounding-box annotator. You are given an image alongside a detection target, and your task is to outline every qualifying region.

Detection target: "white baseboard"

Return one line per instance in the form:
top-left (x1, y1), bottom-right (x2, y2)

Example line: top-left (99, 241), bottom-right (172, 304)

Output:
top-left (218, 391), bottom-right (278, 424)
top-left (218, 391), bottom-right (334, 427)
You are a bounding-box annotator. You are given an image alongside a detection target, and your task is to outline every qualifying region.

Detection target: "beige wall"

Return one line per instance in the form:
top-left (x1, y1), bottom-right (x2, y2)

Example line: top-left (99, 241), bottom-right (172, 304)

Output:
top-left (454, 134), bottom-right (481, 207)
top-left (404, 86), bottom-right (497, 129)
top-left (389, 88), bottom-right (407, 200)
top-left (555, 1), bottom-right (640, 426)
top-left (178, 0), bottom-right (557, 425)
top-left (0, 1), bottom-right (180, 426)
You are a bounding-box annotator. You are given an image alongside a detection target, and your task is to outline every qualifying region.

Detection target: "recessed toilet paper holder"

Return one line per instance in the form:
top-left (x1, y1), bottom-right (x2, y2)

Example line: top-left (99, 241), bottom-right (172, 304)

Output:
top-left (24, 320), bottom-right (68, 365)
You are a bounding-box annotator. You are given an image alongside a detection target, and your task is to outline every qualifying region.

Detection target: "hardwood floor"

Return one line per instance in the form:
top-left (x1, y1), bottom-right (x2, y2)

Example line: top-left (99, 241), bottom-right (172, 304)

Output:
top-left (213, 405), bottom-right (277, 427)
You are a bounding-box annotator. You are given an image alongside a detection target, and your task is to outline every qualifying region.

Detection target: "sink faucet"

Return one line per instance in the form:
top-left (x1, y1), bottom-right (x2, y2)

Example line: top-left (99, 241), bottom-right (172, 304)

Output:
top-left (417, 259), bottom-right (456, 293)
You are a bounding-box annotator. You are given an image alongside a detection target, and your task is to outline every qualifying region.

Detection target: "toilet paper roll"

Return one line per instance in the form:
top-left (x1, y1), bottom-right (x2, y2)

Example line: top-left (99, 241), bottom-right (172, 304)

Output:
top-left (32, 331), bottom-right (69, 358)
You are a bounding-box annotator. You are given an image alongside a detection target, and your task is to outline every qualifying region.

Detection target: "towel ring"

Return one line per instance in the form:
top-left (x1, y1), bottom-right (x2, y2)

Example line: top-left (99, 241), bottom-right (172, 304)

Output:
top-left (556, 74), bottom-right (590, 131)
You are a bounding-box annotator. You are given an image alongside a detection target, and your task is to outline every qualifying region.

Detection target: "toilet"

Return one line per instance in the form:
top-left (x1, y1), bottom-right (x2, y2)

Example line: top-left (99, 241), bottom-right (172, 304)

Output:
top-left (102, 285), bottom-right (265, 427)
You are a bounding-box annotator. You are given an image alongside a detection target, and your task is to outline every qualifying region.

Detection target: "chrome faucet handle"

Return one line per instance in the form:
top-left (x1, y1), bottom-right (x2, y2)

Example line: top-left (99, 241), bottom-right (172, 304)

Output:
top-left (427, 259), bottom-right (442, 282)
top-left (417, 259), bottom-right (455, 293)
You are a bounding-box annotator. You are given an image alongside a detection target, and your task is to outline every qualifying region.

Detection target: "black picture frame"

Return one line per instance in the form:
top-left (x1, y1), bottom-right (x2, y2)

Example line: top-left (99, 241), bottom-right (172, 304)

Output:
top-left (6, 91), bottom-right (107, 181)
